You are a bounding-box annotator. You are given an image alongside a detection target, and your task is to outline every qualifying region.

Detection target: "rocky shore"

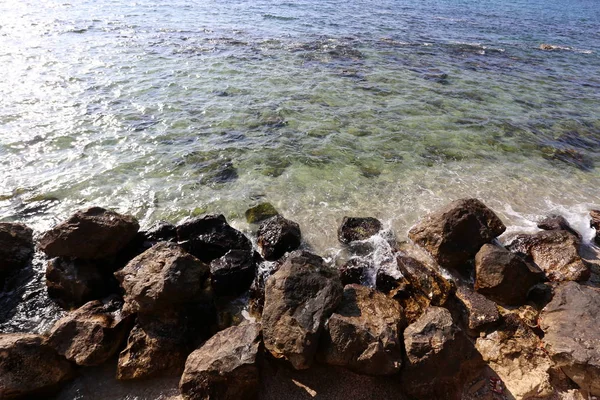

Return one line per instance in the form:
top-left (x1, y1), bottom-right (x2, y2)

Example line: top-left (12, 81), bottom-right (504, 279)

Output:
top-left (1, 199), bottom-right (600, 399)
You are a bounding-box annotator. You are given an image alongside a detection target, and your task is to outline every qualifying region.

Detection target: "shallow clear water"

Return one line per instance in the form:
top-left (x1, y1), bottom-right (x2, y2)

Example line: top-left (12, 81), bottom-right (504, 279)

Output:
top-left (0, 0), bottom-right (600, 396)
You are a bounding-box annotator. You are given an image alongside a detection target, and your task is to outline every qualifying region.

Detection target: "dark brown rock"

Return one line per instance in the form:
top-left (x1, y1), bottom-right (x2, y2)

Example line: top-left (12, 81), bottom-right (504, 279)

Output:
top-left (540, 282), bottom-right (600, 395)
top-left (179, 322), bottom-right (262, 400)
top-left (262, 251), bottom-right (343, 370)
top-left (474, 244), bottom-right (544, 306)
top-left (115, 242), bottom-right (211, 314)
top-left (537, 214), bottom-right (580, 239)
top-left (210, 250), bottom-right (258, 297)
top-left (338, 257), bottom-right (369, 286)
top-left (590, 210), bottom-right (600, 246)
top-left (45, 257), bottom-right (117, 309)
top-left (408, 198), bottom-right (506, 271)
top-left (396, 254), bottom-right (453, 306)
top-left (507, 230), bottom-right (590, 282)
top-left (0, 223), bottom-right (33, 277)
top-left (337, 217), bottom-right (383, 245)
top-left (455, 286), bottom-right (499, 333)
top-left (142, 221), bottom-right (177, 244)
top-left (257, 215), bottom-right (301, 261)
top-left (402, 306), bottom-right (479, 399)
top-left (319, 284), bottom-right (404, 375)
top-left (48, 296), bottom-right (132, 366)
top-left (39, 207), bottom-right (139, 260)
top-left (177, 214), bottom-right (251, 263)
top-left (0, 334), bottom-right (74, 399)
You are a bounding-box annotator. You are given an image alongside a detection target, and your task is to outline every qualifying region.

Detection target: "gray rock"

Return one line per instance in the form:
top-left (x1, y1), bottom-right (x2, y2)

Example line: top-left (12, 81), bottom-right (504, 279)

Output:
top-left (408, 198), bottom-right (506, 272)
top-left (39, 207), bottom-right (139, 260)
top-left (319, 284), bottom-right (404, 375)
top-left (179, 322), bottom-right (262, 400)
top-left (0, 223), bottom-right (33, 277)
top-left (257, 215), bottom-right (302, 261)
top-left (540, 282), bottom-right (600, 395)
top-left (262, 251), bottom-right (343, 370)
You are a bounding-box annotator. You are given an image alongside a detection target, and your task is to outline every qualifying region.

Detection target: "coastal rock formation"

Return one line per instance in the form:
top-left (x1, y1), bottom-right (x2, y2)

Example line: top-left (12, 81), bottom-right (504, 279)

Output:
top-left (590, 210), bottom-right (600, 245)
top-left (455, 286), bottom-right (500, 333)
top-left (507, 230), bottom-right (590, 282)
top-left (318, 284), bottom-right (404, 375)
top-left (337, 217), bottom-right (383, 244)
top-left (0, 222), bottom-right (33, 277)
top-left (537, 215), bottom-right (581, 238)
top-left (142, 221), bottom-right (177, 244)
top-left (540, 282), bottom-right (600, 395)
top-left (402, 306), bottom-right (479, 399)
top-left (396, 254), bottom-right (453, 307)
top-left (338, 257), bottom-right (369, 285)
top-left (39, 207), bottom-right (139, 260)
top-left (48, 296), bottom-right (132, 366)
top-left (0, 334), bottom-right (74, 399)
top-left (176, 214), bottom-right (252, 263)
top-left (45, 257), bottom-right (116, 308)
top-left (245, 202), bottom-right (279, 224)
top-left (257, 215), bottom-right (302, 261)
top-left (408, 198), bottom-right (506, 272)
top-left (475, 244), bottom-right (544, 306)
top-left (262, 251), bottom-right (343, 370)
top-left (476, 314), bottom-right (555, 399)
top-left (179, 322), bottom-right (262, 400)
top-left (210, 250), bottom-right (258, 297)
top-left (115, 242), bottom-right (211, 314)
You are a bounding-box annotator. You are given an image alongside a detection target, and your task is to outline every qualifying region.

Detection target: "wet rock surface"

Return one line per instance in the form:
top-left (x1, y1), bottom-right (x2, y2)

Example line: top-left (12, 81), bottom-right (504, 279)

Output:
top-left (245, 203), bottom-right (279, 224)
top-left (0, 223), bottom-right (33, 277)
top-left (142, 221), bottom-right (177, 244)
top-left (48, 296), bottom-right (132, 366)
top-left (408, 198), bottom-right (506, 272)
top-left (537, 214), bottom-right (581, 238)
top-left (257, 215), bottom-right (302, 261)
top-left (262, 251), bottom-right (343, 370)
top-left (338, 257), bottom-right (369, 286)
top-left (540, 282), bottom-right (600, 395)
top-left (319, 284), bottom-right (404, 375)
top-left (179, 322), bottom-right (262, 400)
top-left (115, 242), bottom-right (211, 314)
top-left (475, 244), bottom-right (544, 306)
top-left (0, 333), bottom-right (74, 399)
top-left (337, 217), bottom-right (383, 245)
top-left (507, 230), bottom-right (590, 282)
top-left (39, 207), bottom-right (139, 260)
top-left (210, 249), bottom-right (258, 297)
top-left (177, 214), bottom-right (252, 263)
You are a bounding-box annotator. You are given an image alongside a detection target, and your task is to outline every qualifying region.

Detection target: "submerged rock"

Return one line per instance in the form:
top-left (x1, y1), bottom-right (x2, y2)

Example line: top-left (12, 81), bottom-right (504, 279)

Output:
top-left (45, 257), bottom-right (117, 309)
top-left (319, 284), bottom-right (404, 375)
top-left (0, 333), bottom-right (74, 399)
top-left (540, 282), bottom-right (600, 395)
top-left (475, 244), bottom-right (544, 306)
top-left (337, 217), bottom-right (383, 245)
top-left (177, 214), bottom-right (252, 263)
top-left (210, 250), bottom-right (258, 297)
top-left (39, 207), bottom-right (139, 260)
top-left (48, 296), bottom-right (132, 366)
top-left (179, 322), bottom-right (262, 400)
top-left (507, 230), bottom-right (590, 282)
top-left (0, 223), bottom-right (34, 277)
top-left (402, 306), bottom-right (479, 399)
top-left (257, 215), bottom-right (301, 261)
top-left (262, 251), bottom-right (343, 370)
top-left (245, 203), bottom-right (279, 224)
top-left (115, 242), bottom-right (211, 315)
top-left (476, 314), bottom-right (555, 399)
top-left (408, 198), bottom-right (506, 272)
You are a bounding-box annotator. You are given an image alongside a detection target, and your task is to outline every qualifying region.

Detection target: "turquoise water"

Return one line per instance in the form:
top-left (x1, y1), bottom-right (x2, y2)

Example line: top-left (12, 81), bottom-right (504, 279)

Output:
top-left (1, 0), bottom-right (600, 255)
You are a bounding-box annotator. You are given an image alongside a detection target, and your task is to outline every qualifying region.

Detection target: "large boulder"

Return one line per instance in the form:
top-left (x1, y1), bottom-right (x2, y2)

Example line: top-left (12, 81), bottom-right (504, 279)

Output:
top-left (507, 230), bottom-right (590, 282)
top-left (39, 207), bottom-right (139, 260)
top-left (402, 306), bottom-right (479, 399)
top-left (539, 282), bottom-right (600, 395)
top-left (257, 215), bottom-right (302, 261)
top-left (262, 251), bottom-right (343, 370)
top-left (455, 286), bottom-right (500, 333)
top-left (45, 257), bottom-right (117, 309)
top-left (408, 199), bottom-right (506, 271)
top-left (0, 334), bottom-right (74, 399)
top-left (48, 296), bottom-right (132, 366)
top-left (177, 214), bottom-right (251, 263)
top-left (179, 322), bottom-right (262, 400)
top-left (337, 217), bottom-right (383, 245)
top-left (0, 223), bottom-right (34, 277)
top-left (396, 254), bottom-right (453, 306)
top-left (318, 284), bottom-right (404, 375)
top-left (114, 242), bottom-right (211, 314)
top-left (476, 314), bottom-right (555, 399)
top-left (210, 250), bottom-right (258, 297)
top-left (474, 244), bottom-right (544, 306)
